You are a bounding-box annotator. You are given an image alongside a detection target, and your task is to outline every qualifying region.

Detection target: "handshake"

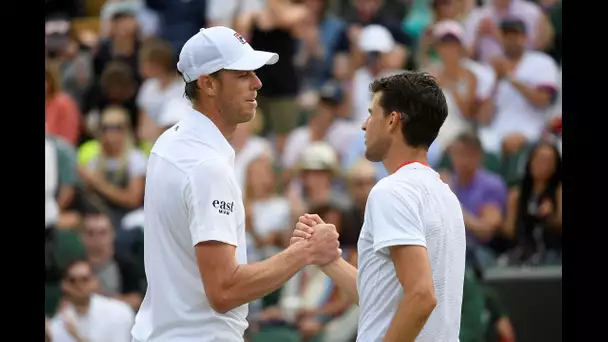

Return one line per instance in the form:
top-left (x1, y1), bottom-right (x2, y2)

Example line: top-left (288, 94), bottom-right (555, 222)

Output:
top-left (291, 214), bottom-right (342, 266)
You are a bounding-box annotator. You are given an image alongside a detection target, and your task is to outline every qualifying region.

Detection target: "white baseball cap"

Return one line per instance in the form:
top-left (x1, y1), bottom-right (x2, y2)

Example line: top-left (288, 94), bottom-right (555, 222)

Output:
top-left (433, 20), bottom-right (464, 42)
top-left (358, 25), bottom-right (395, 53)
top-left (177, 26), bottom-right (279, 82)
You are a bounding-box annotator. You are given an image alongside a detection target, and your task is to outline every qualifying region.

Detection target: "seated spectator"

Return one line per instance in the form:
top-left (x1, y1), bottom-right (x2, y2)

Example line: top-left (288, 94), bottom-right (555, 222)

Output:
top-left (82, 61), bottom-right (140, 143)
top-left (503, 140), bottom-right (562, 266)
top-left (243, 155), bottom-right (292, 263)
top-left (444, 132), bottom-right (508, 269)
top-left (79, 107), bottom-right (146, 233)
top-left (462, 0), bottom-right (553, 63)
top-left (282, 81), bottom-right (359, 174)
top-left (478, 18), bottom-right (559, 157)
top-left (136, 38), bottom-right (184, 145)
top-left (287, 142), bottom-right (350, 218)
top-left (46, 60), bottom-right (81, 147)
top-left (81, 212), bottom-right (144, 311)
top-left (49, 260), bottom-right (134, 342)
top-left (427, 20), bottom-right (478, 153)
top-left (344, 158), bottom-right (377, 230)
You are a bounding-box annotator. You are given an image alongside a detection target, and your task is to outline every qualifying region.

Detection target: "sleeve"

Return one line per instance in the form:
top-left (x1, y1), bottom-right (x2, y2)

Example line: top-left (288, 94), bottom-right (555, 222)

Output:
top-left (55, 137), bottom-right (78, 186)
top-left (529, 55), bottom-right (560, 91)
top-left (462, 10), bottom-right (481, 51)
top-left (484, 179), bottom-right (508, 214)
top-left (368, 183), bottom-right (426, 255)
top-left (135, 81), bottom-right (147, 109)
top-left (127, 150), bottom-right (148, 178)
top-left (185, 159), bottom-right (241, 247)
top-left (110, 305), bottom-right (135, 342)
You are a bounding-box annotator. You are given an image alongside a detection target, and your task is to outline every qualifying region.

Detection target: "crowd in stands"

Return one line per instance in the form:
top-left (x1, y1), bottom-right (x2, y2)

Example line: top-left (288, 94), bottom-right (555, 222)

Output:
top-left (45, 0), bottom-right (562, 341)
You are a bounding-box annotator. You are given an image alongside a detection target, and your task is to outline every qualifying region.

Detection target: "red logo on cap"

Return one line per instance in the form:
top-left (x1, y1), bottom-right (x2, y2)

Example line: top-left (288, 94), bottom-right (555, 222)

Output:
top-left (234, 32), bottom-right (247, 45)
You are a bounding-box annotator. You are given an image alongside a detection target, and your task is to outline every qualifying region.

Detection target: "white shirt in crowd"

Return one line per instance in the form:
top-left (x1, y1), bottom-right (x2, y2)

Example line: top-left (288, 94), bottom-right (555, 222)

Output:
top-left (136, 78), bottom-right (185, 125)
top-left (45, 137), bottom-right (59, 228)
top-left (479, 51), bottom-right (559, 153)
top-left (132, 108), bottom-right (248, 342)
top-left (234, 135), bottom-right (274, 190)
top-left (282, 120), bottom-right (360, 169)
top-left (357, 162), bottom-right (466, 341)
top-left (50, 294), bottom-right (134, 342)
top-left (247, 197), bottom-right (292, 262)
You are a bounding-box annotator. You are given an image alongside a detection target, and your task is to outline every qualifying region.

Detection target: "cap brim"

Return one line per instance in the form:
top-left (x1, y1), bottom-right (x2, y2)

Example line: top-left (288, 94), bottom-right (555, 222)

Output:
top-left (224, 50), bottom-right (279, 71)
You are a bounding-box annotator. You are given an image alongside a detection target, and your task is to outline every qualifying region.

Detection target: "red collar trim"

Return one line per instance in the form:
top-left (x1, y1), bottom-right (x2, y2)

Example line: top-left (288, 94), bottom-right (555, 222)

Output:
top-left (395, 161), bottom-right (430, 173)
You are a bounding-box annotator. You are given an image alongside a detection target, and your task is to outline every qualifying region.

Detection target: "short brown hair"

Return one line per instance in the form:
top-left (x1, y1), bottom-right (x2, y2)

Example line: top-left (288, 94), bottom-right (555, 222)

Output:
top-left (454, 131), bottom-right (483, 152)
top-left (139, 38), bottom-right (175, 72)
top-left (100, 61), bottom-right (136, 92)
top-left (45, 59), bottom-right (62, 97)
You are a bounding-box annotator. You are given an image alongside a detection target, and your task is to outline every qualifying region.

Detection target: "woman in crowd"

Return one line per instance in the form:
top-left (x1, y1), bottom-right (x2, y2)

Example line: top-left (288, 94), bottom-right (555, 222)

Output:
top-left (46, 60), bottom-right (81, 147)
top-left (503, 140), bottom-right (562, 265)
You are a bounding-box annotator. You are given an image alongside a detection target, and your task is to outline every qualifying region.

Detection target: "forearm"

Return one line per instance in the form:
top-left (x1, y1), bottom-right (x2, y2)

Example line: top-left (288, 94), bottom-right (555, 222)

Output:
top-left (219, 243), bottom-right (309, 312)
top-left (320, 258), bottom-right (359, 305)
top-left (384, 294), bottom-right (436, 342)
top-left (509, 78), bottom-right (551, 107)
top-left (92, 179), bottom-right (141, 208)
top-left (463, 212), bottom-right (498, 241)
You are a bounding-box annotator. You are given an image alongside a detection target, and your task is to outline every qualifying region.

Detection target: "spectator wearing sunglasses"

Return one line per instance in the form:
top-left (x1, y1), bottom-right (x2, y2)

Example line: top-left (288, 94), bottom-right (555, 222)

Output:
top-left (49, 259), bottom-right (134, 342)
top-left (78, 107), bottom-right (146, 238)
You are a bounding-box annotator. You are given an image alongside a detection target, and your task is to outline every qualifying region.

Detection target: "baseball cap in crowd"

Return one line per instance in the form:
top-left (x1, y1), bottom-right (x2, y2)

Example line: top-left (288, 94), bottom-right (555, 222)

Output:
top-left (433, 20), bottom-right (464, 43)
top-left (177, 26), bottom-right (279, 82)
top-left (358, 25), bottom-right (395, 53)
top-left (101, 1), bottom-right (137, 20)
top-left (45, 18), bottom-right (71, 55)
top-left (297, 142), bottom-right (341, 176)
top-left (500, 18), bottom-right (527, 34)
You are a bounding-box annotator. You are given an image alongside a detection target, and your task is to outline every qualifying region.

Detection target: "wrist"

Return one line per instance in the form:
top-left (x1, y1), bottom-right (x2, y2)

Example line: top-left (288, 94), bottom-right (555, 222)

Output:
top-left (288, 241), bottom-right (313, 267)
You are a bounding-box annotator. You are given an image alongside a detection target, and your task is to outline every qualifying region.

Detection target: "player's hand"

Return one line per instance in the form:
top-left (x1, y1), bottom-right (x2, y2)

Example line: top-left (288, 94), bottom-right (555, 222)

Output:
top-left (305, 223), bottom-right (341, 266)
top-left (290, 214), bottom-right (326, 245)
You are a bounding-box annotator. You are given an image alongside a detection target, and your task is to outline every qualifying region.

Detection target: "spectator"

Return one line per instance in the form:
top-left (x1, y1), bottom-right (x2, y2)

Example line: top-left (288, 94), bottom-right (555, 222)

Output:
top-left (344, 158), bottom-right (377, 230)
top-left (243, 155), bottom-right (292, 263)
top-left (136, 38), bottom-right (183, 144)
top-left (332, 0), bottom-right (411, 80)
top-left (46, 17), bottom-right (94, 108)
top-left (282, 80), bottom-right (359, 173)
top-left (83, 61), bottom-right (140, 141)
top-left (45, 133), bottom-right (80, 229)
top-left (427, 20), bottom-right (478, 153)
top-left (478, 18), bottom-right (559, 156)
top-left (445, 132), bottom-right (508, 269)
top-left (49, 260), bottom-right (134, 342)
top-left (145, 0), bottom-right (207, 54)
top-left (237, 0), bottom-right (310, 155)
top-left (288, 142), bottom-right (350, 217)
top-left (503, 140), bottom-right (562, 266)
top-left (81, 212), bottom-right (144, 310)
top-left (350, 24), bottom-right (403, 125)
top-left (207, 0), bottom-right (264, 28)
top-left (78, 106), bottom-right (146, 233)
top-left (462, 0), bottom-right (553, 63)
top-left (46, 60), bottom-right (81, 147)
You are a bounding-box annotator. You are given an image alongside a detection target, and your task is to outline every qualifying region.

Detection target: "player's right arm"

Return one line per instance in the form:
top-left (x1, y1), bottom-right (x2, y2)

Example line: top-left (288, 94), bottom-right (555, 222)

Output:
top-left (186, 160), bottom-right (340, 314)
top-left (294, 214), bottom-right (360, 305)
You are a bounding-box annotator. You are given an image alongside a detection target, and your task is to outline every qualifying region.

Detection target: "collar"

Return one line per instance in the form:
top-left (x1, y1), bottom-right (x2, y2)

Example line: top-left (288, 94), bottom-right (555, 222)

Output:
top-left (183, 108), bottom-right (236, 165)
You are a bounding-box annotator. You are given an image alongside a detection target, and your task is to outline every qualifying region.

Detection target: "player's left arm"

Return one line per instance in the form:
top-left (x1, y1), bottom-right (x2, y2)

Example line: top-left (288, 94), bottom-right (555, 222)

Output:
top-left (368, 184), bottom-right (437, 342)
top-left (384, 245), bottom-right (436, 342)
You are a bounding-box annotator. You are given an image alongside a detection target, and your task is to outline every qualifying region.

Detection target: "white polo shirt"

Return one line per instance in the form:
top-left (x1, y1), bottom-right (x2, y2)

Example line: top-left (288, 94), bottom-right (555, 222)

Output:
top-left (357, 162), bottom-right (466, 342)
top-left (131, 108), bottom-right (248, 342)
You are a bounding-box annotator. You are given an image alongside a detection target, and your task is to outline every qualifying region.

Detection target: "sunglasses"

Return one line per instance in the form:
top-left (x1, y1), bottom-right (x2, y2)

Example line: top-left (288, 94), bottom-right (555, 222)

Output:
top-left (67, 275), bottom-right (92, 284)
top-left (101, 124), bottom-right (126, 132)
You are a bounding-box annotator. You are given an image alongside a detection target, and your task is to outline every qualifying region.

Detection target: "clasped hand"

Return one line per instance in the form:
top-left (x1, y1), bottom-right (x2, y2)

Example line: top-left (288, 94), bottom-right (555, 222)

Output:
top-left (291, 214), bottom-right (341, 266)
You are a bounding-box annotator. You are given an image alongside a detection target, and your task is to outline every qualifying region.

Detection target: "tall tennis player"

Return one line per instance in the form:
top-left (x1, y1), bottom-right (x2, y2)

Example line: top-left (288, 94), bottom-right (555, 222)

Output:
top-left (293, 72), bottom-right (466, 342)
top-left (131, 26), bottom-right (341, 342)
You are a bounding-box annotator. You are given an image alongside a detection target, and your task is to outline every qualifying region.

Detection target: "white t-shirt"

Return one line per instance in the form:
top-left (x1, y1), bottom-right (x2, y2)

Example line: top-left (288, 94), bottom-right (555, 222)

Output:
top-left (282, 120), bottom-right (360, 169)
top-left (50, 294), bottom-right (134, 342)
top-left (131, 109), bottom-right (248, 342)
top-left (247, 197), bottom-right (292, 262)
top-left (234, 136), bottom-right (274, 191)
top-left (136, 78), bottom-right (185, 124)
top-left (357, 162), bottom-right (466, 341)
top-left (45, 137), bottom-right (59, 228)
top-left (479, 51), bottom-right (559, 153)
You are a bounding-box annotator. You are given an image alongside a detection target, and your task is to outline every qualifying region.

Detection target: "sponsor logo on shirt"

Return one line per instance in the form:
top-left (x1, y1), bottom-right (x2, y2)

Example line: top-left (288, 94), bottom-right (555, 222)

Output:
top-left (212, 200), bottom-right (234, 215)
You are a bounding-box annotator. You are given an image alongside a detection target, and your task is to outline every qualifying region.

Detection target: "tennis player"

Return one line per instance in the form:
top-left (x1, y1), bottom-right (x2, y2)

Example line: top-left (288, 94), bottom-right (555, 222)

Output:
top-left (131, 26), bottom-right (341, 342)
top-left (293, 72), bottom-right (466, 341)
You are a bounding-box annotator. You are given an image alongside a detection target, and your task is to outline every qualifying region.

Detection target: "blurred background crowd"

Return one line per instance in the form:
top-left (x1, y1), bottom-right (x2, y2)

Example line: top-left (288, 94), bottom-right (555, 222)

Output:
top-left (44, 0), bottom-right (562, 341)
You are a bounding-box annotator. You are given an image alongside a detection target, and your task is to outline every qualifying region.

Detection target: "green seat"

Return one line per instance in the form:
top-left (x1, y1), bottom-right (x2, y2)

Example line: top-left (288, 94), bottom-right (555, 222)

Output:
top-left (459, 267), bottom-right (488, 342)
top-left (251, 326), bottom-right (302, 342)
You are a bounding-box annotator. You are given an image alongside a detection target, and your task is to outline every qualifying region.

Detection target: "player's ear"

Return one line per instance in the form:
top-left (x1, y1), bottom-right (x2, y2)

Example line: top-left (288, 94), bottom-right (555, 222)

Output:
top-left (198, 75), bottom-right (218, 96)
top-left (388, 111), bottom-right (400, 132)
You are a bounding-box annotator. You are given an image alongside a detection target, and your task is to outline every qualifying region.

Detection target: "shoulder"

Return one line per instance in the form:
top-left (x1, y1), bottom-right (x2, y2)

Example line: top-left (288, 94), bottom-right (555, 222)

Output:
top-left (479, 170), bottom-right (507, 191)
top-left (138, 79), bottom-right (159, 95)
top-left (518, 0), bottom-right (543, 16)
top-left (524, 51), bottom-right (557, 67)
top-left (94, 295), bottom-right (134, 318)
top-left (187, 157), bottom-right (234, 184)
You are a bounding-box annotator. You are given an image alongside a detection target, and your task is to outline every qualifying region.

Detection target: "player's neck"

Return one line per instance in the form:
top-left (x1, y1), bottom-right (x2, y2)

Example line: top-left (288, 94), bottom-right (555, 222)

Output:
top-left (193, 102), bottom-right (237, 141)
top-left (382, 144), bottom-right (429, 174)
